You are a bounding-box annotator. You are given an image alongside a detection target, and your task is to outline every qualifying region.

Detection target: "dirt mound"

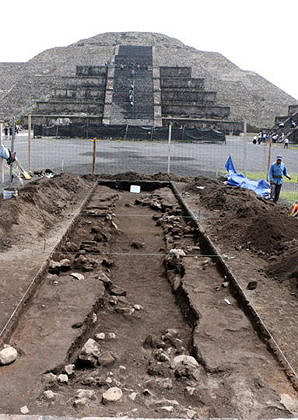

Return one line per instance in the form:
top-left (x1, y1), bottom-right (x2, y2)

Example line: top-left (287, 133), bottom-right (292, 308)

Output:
top-left (0, 174), bottom-right (91, 250)
top-left (266, 244), bottom-right (298, 283)
top-left (185, 177), bottom-right (298, 257)
top-left (84, 172), bottom-right (192, 183)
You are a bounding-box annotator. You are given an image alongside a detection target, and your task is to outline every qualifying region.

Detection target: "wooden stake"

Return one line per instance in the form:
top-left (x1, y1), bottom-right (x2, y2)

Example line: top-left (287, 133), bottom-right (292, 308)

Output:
top-left (92, 138), bottom-right (96, 175)
top-left (266, 137), bottom-right (272, 181)
top-left (28, 114), bottom-right (32, 171)
top-left (0, 122), bottom-right (4, 183)
top-left (167, 123), bottom-right (172, 175)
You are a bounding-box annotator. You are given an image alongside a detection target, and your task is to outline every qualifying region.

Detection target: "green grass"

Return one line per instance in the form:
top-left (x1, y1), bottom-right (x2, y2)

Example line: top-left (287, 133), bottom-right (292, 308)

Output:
top-left (280, 191), bottom-right (298, 203)
top-left (220, 170), bottom-right (298, 183)
top-left (244, 171), bottom-right (298, 183)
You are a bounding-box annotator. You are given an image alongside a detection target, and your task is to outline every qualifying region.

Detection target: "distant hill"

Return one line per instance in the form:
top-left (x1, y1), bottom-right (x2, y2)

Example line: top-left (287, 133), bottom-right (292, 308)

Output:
top-left (0, 32), bottom-right (296, 127)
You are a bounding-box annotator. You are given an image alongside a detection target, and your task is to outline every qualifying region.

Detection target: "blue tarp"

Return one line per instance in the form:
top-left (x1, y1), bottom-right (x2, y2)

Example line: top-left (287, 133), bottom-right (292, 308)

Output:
top-left (225, 156), bottom-right (270, 198)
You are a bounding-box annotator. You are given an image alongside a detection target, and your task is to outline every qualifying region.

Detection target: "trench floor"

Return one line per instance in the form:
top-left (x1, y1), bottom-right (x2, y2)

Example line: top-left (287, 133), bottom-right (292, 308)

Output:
top-left (0, 185), bottom-right (297, 418)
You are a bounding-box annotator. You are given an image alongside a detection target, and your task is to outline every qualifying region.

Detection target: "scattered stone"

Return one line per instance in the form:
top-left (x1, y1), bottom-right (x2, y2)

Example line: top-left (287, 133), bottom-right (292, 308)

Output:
top-left (145, 377), bottom-right (173, 390)
top-left (153, 349), bottom-right (170, 362)
top-left (109, 296), bottom-right (118, 305)
top-left (81, 375), bottom-right (107, 387)
top-left (160, 406), bottom-right (174, 412)
top-left (222, 281), bottom-right (229, 288)
top-left (143, 335), bottom-right (166, 349)
top-left (107, 332), bottom-right (116, 340)
top-left (129, 392), bottom-right (138, 401)
top-left (76, 389), bottom-right (96, 400)
top-left (92, 313), bottom-right (97, 323)
top-left (110, 286), bottom-right (126, 296)
top-left (118, 365), bottom-right (126, 372)
top-left (70, 272), bottom-right (85, 281)
top-left (247, 281), bottom-right (258, 290)
top-left (169, 248), bottom-right (186, 259)
top-left (98, 351), bottom-right (116, 367)
top-left (172, 355), bottom-right (199, 369)
top-left (131, 241), bottom-right (145, 249)
top-left (116, 306), bottom-right (134, 315)
top-left (72, 321), bottom-right (83, 329)
top-left (78, 338), bottom-right (100, 367)
top-left (20, 406), bottom-right (29, 414)
top-left (102, 387), bottom-right (123, 403)
top-left (65, 241), bottom-right (79, 252)
top-left (164, 328), bottom-right (179, 338)
top-left (147, 361), bottom-right (170, 377)
top-left (73, 255), bottom-right (98, 272)
top-left (43, 372), bottom-right (57, 385)
top-left (43, 390), bottom-right (55, 400)
top-left (186, 408), bottom-right (197, 418)
top-left (98, 271), bottom-right (112, 286)
top-left (73, 397), bottom-right (89, 408)
top-left (58, 374), bottom-right (68, 384)
top-left (0, 345), bottom-right (18, 365)
top-left (95, 333), bottom-right (105, 341)
top-left (175, 365), bottom-right (202, 381)
top-left (153, 398), bottom-right (179, 407)
top-left (142, 388), bottom-right (154, 397)
top-left (133, 304), bottom-right (143, 311)
top-left (185, 386), bottom-right (196, 396)
top-left (106, 377), bottom-right (113, 384)
top-left (102, 258), bottom-right (114, 269)
top-left (166, 336), bottom-right (185, 352)
top-left (64, 364), bottom-right (75, 376)
top-left (53, 281), bottom-right (59, 285)
top-left (224, 298), bottom-right (231, 305)
top-left (49, 258), bottom-right (71, 274)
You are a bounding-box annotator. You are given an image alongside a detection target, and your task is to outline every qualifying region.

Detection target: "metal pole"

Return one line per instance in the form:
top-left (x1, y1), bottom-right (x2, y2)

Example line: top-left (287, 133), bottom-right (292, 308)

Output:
top-left (92, 138), bottom-right (96, 175)
top-left (266, 137), bottom-right (272, 181)
top-left (28, 114), bottom-right (32, 171)
top-left (9, 119), bottom-right (15, 183)
top-left (0, 122), bottom-right (4, 183)
top-left (167, 123), bottom-right (172, 175)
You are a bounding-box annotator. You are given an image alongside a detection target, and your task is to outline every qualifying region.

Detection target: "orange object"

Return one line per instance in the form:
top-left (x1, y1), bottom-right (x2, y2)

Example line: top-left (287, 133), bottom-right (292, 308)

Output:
top-left (290, 203), bottom-right (298, 216)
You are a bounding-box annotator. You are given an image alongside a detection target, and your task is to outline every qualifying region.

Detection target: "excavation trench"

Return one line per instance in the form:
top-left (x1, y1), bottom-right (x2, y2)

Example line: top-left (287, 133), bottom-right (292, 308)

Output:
top-left (0, 184), bottom-right (297, 418)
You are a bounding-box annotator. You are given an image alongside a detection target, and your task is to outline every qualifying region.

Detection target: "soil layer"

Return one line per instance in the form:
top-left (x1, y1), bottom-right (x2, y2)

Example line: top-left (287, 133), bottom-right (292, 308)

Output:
top-left (0, 184), bottom-right (297, 418)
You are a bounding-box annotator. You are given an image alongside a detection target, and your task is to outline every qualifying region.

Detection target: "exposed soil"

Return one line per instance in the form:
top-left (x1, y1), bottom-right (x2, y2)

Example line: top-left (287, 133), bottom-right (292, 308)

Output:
top-left (0, 173), bottom-right (91, 251)
top-left (85, 171), bottom-right (193, 183)
top-left (0, 184), bottom-right (297, 418)
top-left (184, 177), bottom-right (298, 277)
top-left (178, 179), bottom-right (298, 378)
top-left (266, 248), bottom-right (298, 284)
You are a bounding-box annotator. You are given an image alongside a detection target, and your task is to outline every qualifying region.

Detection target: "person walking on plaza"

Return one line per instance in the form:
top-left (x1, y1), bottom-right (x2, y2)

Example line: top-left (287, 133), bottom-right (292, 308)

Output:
top-left (269, 156), bottom-right (291, 203)
top-left (284, 137), bottom-right (289, 149)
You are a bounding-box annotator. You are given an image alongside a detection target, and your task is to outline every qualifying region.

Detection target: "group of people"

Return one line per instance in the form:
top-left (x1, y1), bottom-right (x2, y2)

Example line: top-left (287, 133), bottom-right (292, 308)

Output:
top-left (252, 131), bottom-right (290, 148)
top-left (252, 131), bottom-right (268, 144)
top-left (2, 125), bottom-right (21, 139)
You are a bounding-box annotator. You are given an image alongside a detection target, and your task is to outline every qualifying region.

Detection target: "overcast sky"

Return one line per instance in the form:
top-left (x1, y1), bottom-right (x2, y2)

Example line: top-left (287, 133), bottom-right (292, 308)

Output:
top-left (0, 0), bottom-right (297, 99)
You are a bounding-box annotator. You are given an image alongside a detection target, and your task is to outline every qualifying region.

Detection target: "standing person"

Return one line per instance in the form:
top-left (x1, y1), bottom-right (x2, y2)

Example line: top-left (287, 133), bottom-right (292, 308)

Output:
top-left (269, 156), bottom-right (291, 203)
top-left (284, 137), bottom-right (289, 149)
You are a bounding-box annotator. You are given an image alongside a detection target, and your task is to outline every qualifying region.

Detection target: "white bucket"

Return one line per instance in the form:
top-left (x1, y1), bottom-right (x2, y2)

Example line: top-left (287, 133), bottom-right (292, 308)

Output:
top-left (2, 188), bottom-right (18, 199)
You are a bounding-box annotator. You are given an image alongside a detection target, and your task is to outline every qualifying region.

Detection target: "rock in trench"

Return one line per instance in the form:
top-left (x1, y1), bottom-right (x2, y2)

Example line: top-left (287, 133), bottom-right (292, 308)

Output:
top-left (78, 338), bottom-right (101, 367)
top-left (102, 387), bottom-right (123, 403)
top-left (0, 345), bottom-right (18, 365)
